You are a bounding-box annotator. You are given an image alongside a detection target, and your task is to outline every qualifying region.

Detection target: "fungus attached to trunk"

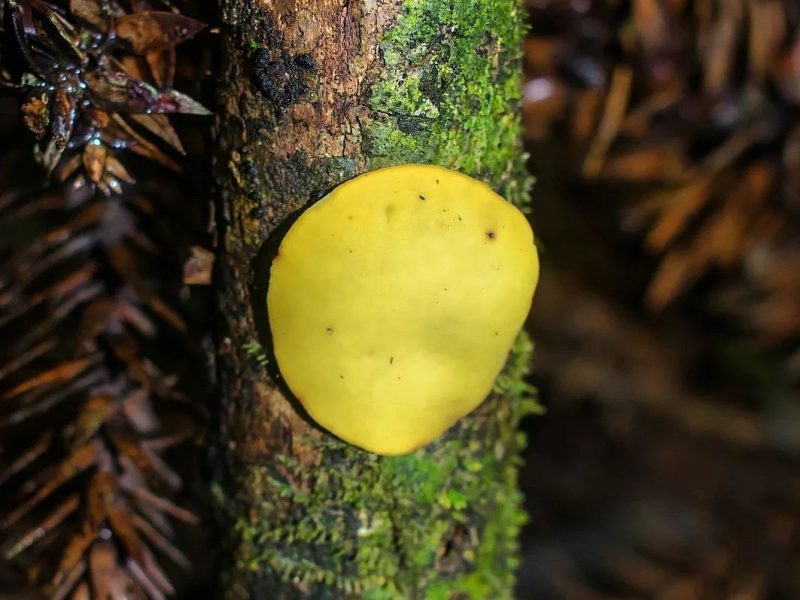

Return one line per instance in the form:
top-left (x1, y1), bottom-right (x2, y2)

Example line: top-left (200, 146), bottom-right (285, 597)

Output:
top-left (267, 165), bottom-right (539, 455)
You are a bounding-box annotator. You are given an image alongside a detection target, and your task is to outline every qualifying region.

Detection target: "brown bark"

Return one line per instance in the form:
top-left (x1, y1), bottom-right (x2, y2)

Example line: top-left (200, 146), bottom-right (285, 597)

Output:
top-left (214, 0), bottom-right (532, 597)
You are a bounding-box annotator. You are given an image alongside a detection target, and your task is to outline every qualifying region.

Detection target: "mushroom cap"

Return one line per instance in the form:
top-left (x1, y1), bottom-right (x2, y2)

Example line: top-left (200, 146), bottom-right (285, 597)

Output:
top-left (267, 164), bottom-right (539, 455)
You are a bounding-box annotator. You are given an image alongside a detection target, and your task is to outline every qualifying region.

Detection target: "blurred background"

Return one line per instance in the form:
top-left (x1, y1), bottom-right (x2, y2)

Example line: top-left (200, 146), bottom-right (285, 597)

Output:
top-left (1, 0), bottom-right (799, 599)
top-left (517, 1), bottom-right (800, 598)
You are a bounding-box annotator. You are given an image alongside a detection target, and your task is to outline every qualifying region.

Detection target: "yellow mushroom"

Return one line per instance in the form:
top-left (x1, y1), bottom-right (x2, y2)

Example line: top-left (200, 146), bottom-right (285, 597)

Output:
top-left (267, 164), bottom-right (539, 455)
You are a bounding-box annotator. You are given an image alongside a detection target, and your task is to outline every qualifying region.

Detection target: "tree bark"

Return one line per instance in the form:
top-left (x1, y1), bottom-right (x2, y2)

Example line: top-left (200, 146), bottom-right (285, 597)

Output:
top-left (214, 0), bottom-right (535, 597)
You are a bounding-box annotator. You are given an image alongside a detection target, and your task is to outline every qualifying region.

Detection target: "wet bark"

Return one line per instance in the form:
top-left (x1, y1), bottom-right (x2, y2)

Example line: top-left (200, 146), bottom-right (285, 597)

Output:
top-left (214, 0), bottom-right (533, 597)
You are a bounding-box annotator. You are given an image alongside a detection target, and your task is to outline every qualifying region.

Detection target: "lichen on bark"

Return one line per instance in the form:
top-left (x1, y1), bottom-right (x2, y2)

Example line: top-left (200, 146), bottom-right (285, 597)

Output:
top-left (214, 0), bottom-right (536, 597)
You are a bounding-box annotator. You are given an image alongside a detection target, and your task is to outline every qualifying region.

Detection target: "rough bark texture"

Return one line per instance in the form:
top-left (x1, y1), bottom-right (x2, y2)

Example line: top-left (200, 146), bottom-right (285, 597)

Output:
top-left (214, 0), bottom-right (535, 597)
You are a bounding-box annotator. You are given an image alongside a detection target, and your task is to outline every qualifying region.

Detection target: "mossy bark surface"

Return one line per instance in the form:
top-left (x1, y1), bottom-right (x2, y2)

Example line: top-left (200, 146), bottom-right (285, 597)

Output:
top-left (214, 0), bottom-right (536, 597)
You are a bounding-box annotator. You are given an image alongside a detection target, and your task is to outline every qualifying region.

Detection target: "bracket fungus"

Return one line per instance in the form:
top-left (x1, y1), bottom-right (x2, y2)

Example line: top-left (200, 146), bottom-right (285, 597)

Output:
top-left (267, 165), bottom-right (539, 455)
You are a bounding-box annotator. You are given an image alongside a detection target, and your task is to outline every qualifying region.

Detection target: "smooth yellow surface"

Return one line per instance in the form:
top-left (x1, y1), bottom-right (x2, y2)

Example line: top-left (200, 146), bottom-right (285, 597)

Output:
top-left (267, 165), bottom-right (539, 455)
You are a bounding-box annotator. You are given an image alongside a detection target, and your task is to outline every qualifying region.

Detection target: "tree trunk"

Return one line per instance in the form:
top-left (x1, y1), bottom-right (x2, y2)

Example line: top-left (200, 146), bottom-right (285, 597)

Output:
top-left (214, 0), bottom-right (535, 597)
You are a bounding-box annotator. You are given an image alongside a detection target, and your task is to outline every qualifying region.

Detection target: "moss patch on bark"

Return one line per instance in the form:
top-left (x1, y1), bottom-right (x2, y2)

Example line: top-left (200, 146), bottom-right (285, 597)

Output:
top-left (365, 0), bottom-right (532, 209)
top-left (233, 335), bottom-right (538, 599)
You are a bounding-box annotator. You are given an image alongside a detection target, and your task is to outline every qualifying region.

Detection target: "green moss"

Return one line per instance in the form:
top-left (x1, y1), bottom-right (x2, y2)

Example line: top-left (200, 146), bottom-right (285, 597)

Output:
top-left (365, 0), bottom-right (532, 209)
top-left (243, 341), bottom-right (269, 368)
top-left (231, 335), bottom-right (538, 598)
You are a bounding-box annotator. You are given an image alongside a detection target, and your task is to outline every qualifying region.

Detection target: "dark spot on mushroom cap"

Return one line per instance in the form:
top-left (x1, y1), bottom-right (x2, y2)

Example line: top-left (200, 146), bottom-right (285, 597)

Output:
top-left (418, 194), bottom-right (426, 201)
top-left (435, 179), bottom-right (440, 184)
top-left (326, 327), bottom-right (334, 334)
top-left (486, 231), bottom-right (496, 240)
top-left (389, 357), bottom-right (394, 365)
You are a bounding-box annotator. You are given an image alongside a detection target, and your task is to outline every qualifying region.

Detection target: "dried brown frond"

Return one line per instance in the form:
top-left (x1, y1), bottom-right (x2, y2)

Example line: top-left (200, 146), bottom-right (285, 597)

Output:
top-left (0, 0), bottom-right (208, 596)
top-left (524, 0), bottom-right (800, 357)
top-left (1, 0), bottom-right (207, 174)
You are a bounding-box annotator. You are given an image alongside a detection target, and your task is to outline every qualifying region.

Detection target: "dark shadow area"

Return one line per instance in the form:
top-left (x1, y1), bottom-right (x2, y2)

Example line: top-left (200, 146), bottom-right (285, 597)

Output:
top-left (516, 2), bottom-right (800, 598)
top-left (248, 206), bottom-right (312, 420)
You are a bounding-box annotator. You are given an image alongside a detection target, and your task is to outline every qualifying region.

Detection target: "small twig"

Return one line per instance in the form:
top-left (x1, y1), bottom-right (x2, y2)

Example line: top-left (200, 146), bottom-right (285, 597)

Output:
top-left (582, 65), bottom-right (633, 179)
